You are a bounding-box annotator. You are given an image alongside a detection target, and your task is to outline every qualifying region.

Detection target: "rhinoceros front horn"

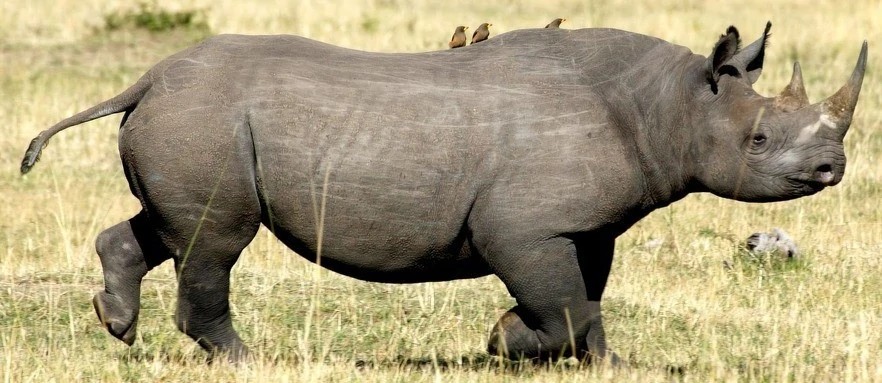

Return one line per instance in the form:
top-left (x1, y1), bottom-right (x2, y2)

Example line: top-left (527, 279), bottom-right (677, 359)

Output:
top-left (819, 41), bottom-right (868, 134)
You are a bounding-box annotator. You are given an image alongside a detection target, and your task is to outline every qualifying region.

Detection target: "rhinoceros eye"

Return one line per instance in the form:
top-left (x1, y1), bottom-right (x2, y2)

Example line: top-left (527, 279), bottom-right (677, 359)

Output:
top-left (752, 133), bottom-right (767, 146)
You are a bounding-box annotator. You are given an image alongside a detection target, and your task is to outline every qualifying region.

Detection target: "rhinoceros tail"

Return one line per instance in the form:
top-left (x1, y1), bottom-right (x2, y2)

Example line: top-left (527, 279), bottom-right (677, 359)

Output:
top-left (20, 75), bottom-right (152, 174)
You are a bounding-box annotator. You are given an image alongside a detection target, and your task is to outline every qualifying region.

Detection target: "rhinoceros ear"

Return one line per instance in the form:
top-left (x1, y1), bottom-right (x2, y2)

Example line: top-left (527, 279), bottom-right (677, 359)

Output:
top-left (706, 26), bottom-right (741, 91)
top-left (729, 21), bottom-right (772, 85)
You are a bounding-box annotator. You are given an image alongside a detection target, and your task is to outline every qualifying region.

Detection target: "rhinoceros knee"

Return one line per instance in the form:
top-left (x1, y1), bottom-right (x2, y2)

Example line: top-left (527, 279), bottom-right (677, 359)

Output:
top-left (95, 220), bottom-right (143, 258)
top-left (96, 222), bottom-right (140, 275)
top-left (95, 224), bottom-right (123, 256)
top-left (488, 309), bottom-right (579, 359)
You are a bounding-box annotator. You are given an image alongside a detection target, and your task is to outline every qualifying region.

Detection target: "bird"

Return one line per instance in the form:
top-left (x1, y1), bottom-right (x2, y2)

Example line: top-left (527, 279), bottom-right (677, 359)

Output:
top-left (545, 18), bottom-right (566, 28)
top-left (449, 26), bottom-right (468, 49)
top-left (471, 23), bottom-right (492, 44)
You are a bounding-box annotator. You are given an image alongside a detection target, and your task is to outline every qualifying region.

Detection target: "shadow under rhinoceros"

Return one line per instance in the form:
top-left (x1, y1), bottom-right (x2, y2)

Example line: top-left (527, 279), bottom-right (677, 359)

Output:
top-left (114, 345), bottom-right (694, 376)
top-left (356, 353), bottom-right (525, 373)
top-left (354, 352), bottom-right (682, 375)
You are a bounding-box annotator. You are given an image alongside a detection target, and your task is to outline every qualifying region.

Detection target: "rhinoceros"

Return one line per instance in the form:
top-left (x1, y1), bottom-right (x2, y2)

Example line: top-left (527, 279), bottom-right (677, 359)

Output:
top-left (21, 22), bottom-right (867, 363)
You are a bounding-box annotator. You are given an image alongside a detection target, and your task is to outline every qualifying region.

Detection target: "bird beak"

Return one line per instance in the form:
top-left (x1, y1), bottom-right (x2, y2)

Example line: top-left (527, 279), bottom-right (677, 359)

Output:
top-left (489, 24), bottom-right (493, 27)
top-left (562, 19), bottom-right (567, 22)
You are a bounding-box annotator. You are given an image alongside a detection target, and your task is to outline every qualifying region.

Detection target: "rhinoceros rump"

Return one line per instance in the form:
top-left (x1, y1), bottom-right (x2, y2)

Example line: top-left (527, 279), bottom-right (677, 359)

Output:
top-left (21, 23), bottom-right (867, 362)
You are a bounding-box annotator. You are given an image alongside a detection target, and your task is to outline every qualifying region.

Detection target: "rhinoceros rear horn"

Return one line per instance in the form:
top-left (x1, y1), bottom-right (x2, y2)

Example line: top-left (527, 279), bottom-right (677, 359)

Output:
top-left (819, 41), bottom-right (868, 133)
top-left (774, 62), bottom-right (810, 111)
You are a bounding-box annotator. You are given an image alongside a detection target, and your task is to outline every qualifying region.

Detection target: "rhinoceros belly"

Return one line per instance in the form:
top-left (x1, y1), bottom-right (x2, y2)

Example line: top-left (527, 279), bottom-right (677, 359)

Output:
top-left (248, 101), bottom-right (492, 283)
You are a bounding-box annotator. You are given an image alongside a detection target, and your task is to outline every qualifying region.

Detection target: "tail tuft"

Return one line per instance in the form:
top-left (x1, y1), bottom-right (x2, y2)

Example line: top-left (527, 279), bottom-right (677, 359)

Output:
top-left (20, 135), bottom-right (45, 174)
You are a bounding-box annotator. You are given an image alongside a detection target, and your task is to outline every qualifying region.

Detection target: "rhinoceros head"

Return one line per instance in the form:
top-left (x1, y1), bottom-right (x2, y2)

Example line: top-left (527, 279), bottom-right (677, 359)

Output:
top-left (691, 22), bottom-right (867, 202)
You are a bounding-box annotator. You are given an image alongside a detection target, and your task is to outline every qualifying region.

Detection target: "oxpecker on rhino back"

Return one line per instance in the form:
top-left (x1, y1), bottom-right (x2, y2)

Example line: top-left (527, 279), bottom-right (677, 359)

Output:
top-left (21, 23), bottom-right (867, 362)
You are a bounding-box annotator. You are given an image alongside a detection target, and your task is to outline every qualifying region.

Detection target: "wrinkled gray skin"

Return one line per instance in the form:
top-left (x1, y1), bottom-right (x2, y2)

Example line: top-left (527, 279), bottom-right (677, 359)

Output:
top-left (21, 24), bottom-right (867, 363)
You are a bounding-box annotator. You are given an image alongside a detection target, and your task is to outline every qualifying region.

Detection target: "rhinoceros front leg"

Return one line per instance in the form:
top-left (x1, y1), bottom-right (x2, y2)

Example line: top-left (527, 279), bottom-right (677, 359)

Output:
top-left (485, 234), bottom-right (620, 364)
top-left (93, 211), bottom-right (172, 345)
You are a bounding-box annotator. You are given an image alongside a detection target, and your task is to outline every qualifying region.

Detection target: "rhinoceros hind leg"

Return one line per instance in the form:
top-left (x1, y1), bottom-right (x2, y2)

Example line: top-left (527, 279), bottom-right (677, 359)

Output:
top-left (167, 209), bottom-right (259, 362)
top-left (173, 248), bottom-right (252, 362)
top-left (93, 211), bottom-right (172, 345)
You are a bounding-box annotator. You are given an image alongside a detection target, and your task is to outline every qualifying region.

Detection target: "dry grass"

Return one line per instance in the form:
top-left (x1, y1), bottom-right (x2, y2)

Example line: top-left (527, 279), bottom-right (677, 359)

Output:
top-left (2, 0), bottom-right (881, 381)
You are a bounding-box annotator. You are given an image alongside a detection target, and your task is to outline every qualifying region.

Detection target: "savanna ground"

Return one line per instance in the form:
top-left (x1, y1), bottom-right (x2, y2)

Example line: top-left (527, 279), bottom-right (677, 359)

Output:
top-left (1, 0), bottom-right (881, 381)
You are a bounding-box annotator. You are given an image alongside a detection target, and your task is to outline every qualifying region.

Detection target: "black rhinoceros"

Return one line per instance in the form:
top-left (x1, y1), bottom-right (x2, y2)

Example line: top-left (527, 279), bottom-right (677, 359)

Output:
top-left (21, 22), bottom-right (867, 362)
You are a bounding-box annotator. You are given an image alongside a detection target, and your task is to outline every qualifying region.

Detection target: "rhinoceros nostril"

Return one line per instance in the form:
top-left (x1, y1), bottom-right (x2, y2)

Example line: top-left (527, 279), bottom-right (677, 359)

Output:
top-left (814, 164), bottom-right (835, 185)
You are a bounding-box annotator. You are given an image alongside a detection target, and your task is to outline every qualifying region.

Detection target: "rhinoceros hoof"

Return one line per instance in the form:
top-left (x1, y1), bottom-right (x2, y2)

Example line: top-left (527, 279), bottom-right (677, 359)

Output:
top-left (92, 291), bottom-right (138, 346)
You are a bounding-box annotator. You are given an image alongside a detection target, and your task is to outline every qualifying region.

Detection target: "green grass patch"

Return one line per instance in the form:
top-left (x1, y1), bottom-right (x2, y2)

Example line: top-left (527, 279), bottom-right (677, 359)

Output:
top-left (102, 1), bottom-right (210, 35)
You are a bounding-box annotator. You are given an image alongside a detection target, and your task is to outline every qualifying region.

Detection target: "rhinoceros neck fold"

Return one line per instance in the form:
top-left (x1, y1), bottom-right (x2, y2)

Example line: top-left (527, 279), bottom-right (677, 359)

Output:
top-left (617, 49), bottom-right (703, 210)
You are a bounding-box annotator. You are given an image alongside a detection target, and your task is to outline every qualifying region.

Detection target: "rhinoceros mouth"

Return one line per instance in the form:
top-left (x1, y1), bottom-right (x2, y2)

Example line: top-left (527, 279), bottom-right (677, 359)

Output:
top-left (787, 177), bottom-right (828, 195)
